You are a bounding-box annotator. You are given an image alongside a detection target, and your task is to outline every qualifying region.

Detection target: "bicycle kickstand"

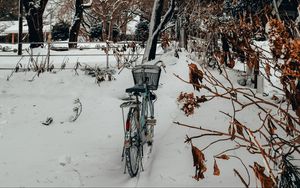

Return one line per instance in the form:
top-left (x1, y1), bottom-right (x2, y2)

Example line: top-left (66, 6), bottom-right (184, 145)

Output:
top-left (121, 146), bottom-right (125, 161)
top-left (122, 146), bottom-right (127, 174)
top-left (123, 162), bottom-right (127, 174)
top-left (140, 147), bottom-right (144, 172)
top-left (140, 159), bottom-right (144, 172)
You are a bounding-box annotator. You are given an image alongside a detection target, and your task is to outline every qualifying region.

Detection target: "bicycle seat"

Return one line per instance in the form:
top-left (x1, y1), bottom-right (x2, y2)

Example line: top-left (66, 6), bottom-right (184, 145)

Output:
top-left (126, 85), bottom-right (146, 94)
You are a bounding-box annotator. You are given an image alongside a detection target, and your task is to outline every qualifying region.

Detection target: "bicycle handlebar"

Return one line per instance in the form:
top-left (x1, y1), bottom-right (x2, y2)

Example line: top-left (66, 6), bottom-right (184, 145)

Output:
top-left (118, 60), bottom-right (167, 75)
top-left (154, 60), bottom-right (167, 73)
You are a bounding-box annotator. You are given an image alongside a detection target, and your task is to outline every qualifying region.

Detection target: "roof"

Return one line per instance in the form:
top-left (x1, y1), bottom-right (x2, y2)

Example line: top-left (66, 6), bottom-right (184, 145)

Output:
top-left (1, 22), bottom-right (51, 34)
top-left (0, 21), bottom-right (18, 33)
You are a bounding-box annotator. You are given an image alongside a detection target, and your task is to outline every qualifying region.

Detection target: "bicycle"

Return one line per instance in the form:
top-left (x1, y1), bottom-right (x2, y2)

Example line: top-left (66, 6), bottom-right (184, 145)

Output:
top-left (120, 61), bottom-right (164, 177)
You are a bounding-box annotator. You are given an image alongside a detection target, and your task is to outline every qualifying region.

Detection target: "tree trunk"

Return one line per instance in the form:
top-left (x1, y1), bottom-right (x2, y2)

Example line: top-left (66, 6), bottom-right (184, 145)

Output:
top-left (272, 0), bottom-right (281, 20)
top-left (178, 16), bottom-right (187, 49)
top-left (18, 0), bottom-right (23, 55)
top-left (179, 27), bottom-right (187, 49)
top-left (109, 19), bottom-right (113, 41)
top-left (69, 0), bottom-right (84, 48)
top-left (144, 0), bottom-right (164, 61)
top-left (175, 16), bottom-right (180, 41)
top-left (23, 0), bottom-right (48, 48)
top-left (143, 0), bottom-right (175, 62)
top-left (69, 0), bottom-right (92, 48)
top-left (120, 14), bottom-right (127, 35)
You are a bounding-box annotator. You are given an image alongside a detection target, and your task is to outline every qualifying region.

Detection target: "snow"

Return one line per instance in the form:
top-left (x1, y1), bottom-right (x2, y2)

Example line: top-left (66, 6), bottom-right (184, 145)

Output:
top-left (0, 21), bottom-right (18, 34)
top-left (126, 16), bottom-right (139, 35)
top-left (82, 0), bottom-right (93, 7)
top-left (1, 21), bottom-right (51, 34)
top-left (0, 43), bottom-right (297, 187)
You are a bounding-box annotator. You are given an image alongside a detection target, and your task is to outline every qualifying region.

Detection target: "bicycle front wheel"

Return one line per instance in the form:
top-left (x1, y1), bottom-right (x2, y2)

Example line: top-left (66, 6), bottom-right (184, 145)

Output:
top-left (125, 145), bottom-right (139, 177)
top-left (125, 107), bottom-right (140, 177)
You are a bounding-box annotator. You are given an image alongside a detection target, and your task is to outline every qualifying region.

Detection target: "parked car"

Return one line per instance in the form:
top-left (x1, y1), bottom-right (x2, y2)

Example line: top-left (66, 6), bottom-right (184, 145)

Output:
top-left (50, 40), bottom-right (69, 51)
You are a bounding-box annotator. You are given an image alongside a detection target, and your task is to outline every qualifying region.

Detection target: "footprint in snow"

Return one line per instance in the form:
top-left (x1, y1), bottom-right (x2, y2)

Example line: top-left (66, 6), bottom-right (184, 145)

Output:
top-left (10, 106), bottom-right (17, 115)
top-left (58, 155), bottom-right (72, 166)
top-left (0, 120), bottom-right (7, 125)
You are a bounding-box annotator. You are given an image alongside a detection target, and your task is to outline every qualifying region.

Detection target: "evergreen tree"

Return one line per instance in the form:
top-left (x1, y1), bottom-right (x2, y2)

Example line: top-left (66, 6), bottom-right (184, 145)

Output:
top-left (112, 24), bottom-right (120, 42)
top-left (135, 20), bottom-right (149, 43)
top-left (90, 23), bottom-right (103, 41)
top-left (51, 21), bottom-right (70, 41)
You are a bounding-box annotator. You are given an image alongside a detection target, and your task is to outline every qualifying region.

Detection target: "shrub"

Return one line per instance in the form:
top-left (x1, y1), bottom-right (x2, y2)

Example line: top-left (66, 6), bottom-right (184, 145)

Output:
top-left (135, 20), bottom-right (149, 43)
top-left (90, 23), bottom-right (103, 41)
top-left (51, 21), bottom-right (70, 41)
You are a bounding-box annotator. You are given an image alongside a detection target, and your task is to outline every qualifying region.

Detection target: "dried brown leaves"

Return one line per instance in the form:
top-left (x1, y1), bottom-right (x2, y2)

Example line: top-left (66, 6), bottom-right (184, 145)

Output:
top-left (228, 119), bottom-right (245, 140)
top-left (191, 144), bottom-right (207, 180)
top-left (265, 63), bottom-right (271, 79)
top-left (250, 162), bottom-right (275, 188)
top-left (161, 32), bottom-right (170, 50)
top-left (177, 92), bottom-right (207, 116)
top-left (213, 159), bottom-right (220, 176)
top-left (188, 63), bottom-right (204, 91)
top-left (268, 19), bottom-right (300, 117)
top-left (216, 154), bottom-right (230, 160)
top-left (268, 19), bottom-right (290, 59)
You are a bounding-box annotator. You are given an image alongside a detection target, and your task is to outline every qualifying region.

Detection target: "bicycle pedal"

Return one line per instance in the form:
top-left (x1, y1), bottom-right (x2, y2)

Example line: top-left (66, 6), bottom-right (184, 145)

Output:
top-left (124, 140), bottom-right (131, 148)
top-left (140, 131), bottom-right (147, 144)
top-left (146, 118), bottom-right (156, 125)
top-left (147, 140), bottom-right (153, 146)
top-left (146, 133), bottom-right (153, 144)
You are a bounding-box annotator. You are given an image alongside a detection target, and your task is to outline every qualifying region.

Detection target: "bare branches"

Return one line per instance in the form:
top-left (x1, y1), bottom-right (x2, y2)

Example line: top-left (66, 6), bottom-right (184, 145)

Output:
top-left (234, 169), bottom-right (249, 188)
top-left (174, 56), bottom-right (299, 187)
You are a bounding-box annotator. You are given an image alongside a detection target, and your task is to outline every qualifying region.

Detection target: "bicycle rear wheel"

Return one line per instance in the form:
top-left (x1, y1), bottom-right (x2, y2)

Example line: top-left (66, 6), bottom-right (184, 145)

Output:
top-left (125, 107), bottom-right (140, 177)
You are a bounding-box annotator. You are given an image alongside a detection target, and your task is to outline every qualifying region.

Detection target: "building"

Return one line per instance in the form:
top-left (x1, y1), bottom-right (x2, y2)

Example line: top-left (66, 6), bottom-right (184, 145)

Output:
top-left (0, 21), bottom-right (51, 44)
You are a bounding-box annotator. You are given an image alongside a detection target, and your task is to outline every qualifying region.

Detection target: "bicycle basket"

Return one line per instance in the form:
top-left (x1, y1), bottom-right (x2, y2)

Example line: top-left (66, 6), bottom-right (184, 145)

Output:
top-left (132, 65), bottom-right (161, 90)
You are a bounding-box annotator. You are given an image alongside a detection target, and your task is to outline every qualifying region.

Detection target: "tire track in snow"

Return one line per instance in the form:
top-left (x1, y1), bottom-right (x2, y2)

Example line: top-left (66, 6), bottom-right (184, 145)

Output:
top-left (72, 167), bottom-right (84, 187)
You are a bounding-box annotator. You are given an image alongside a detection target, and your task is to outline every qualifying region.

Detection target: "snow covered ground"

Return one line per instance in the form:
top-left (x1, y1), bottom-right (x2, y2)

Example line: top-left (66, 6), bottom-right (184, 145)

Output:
top-left (0, 45), bottom-right (293, 187)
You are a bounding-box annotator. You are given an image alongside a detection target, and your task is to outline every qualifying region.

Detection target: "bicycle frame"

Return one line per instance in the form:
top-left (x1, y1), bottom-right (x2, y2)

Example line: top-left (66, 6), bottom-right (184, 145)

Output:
top-left (140, 84), bottom-right (155, 129)
top-left (120, 64), bottom-right (161, 177)
top-left (120, 84), bottom-right (155, 149)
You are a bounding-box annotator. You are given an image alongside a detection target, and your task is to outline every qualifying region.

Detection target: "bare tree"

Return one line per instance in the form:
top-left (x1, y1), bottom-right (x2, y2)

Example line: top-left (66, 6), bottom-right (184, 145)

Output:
top-left (88, 0), bottom-right (145, 41)
top-left (56, 0), bottom-right (154, 42)
top-left (0, 0), bottom-right (18, 21)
